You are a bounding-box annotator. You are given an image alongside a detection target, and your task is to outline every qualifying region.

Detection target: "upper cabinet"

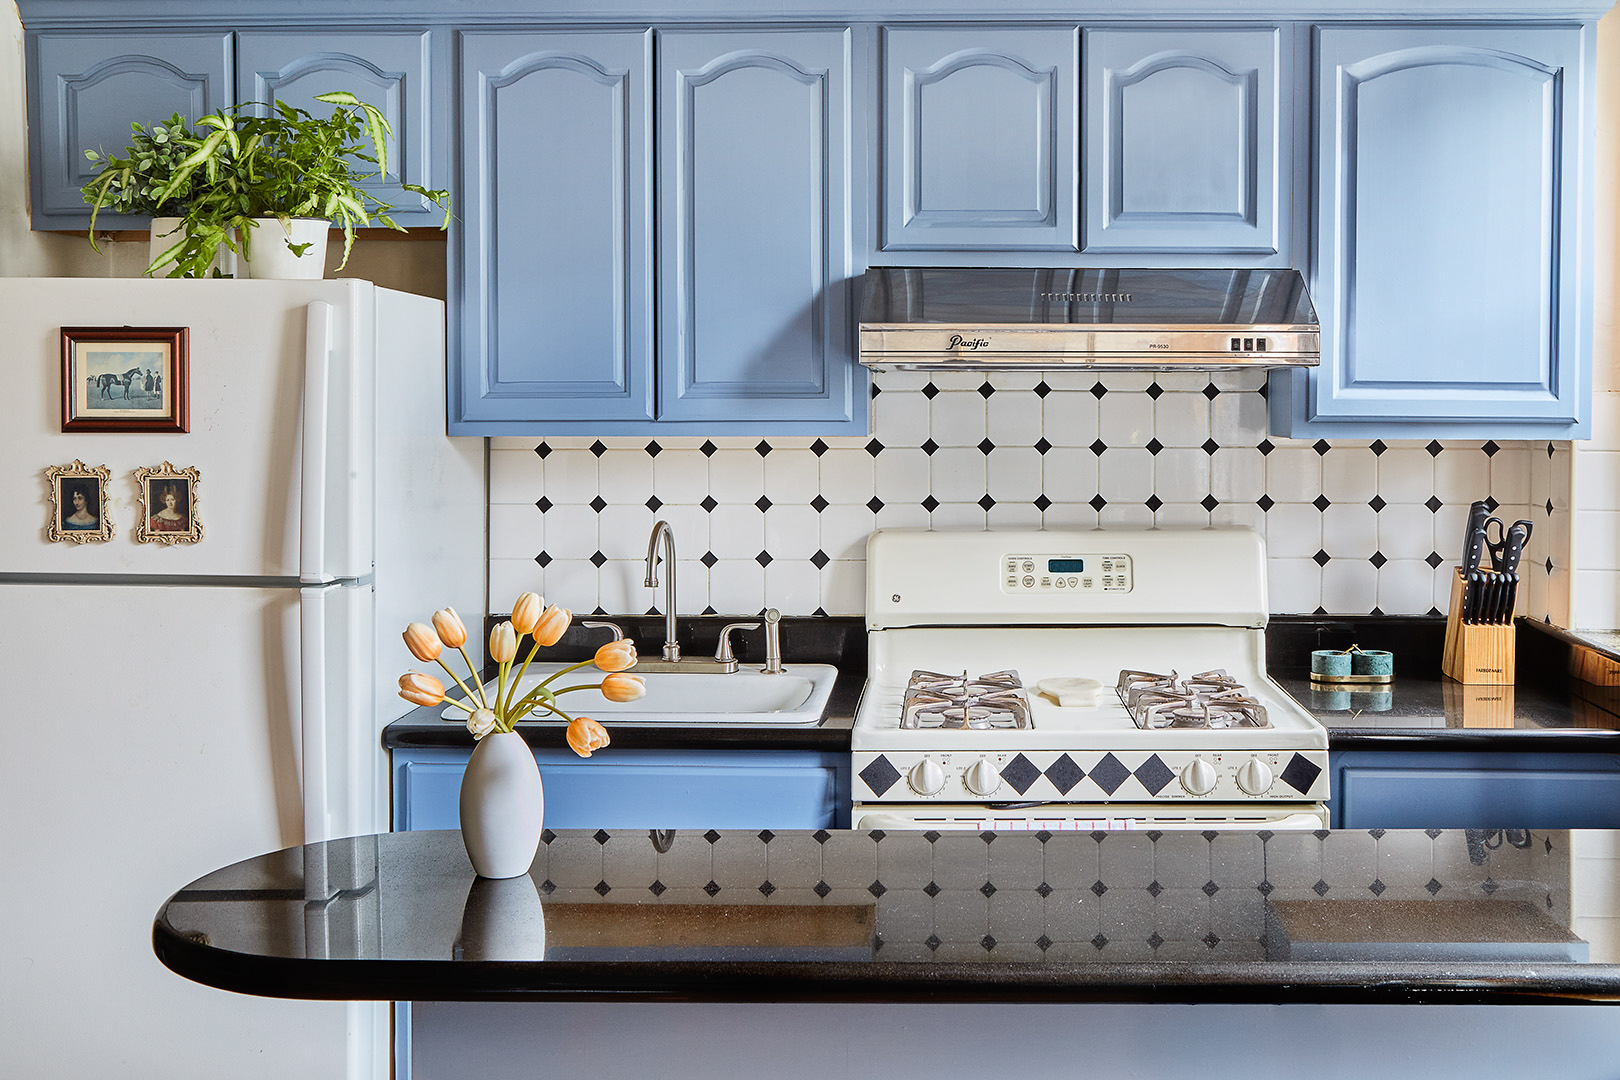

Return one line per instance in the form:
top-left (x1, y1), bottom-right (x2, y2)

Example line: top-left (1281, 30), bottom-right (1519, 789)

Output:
top-left (1271, 24), bottom-right (1591, 438)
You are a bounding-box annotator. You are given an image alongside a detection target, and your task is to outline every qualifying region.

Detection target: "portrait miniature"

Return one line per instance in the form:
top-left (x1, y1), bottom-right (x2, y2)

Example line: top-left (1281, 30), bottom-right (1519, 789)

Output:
top-left (134, 462), bottom-right (203, 545)
top-left (44, 460), bottom-right (113, 544)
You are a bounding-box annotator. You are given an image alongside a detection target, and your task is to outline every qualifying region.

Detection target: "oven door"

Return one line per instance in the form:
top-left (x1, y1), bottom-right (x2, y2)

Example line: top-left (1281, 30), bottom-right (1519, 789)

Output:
top-left (852, 802), bottom-right (1328, 831)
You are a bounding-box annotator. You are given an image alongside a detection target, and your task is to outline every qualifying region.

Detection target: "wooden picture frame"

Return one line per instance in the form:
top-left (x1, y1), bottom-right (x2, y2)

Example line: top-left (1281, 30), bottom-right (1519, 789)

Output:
top-left (134, 461), bottom-right (203, 545)
top-left (44, 459), bottom-right (114, 544)
top-left (61, 326), bottom-right (190, 433)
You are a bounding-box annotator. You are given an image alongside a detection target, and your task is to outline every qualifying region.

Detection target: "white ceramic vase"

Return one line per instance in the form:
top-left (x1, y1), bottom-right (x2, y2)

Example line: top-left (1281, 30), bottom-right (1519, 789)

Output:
top-left (459, 730), bottom-right (544, 879)
top-left (455, 875), bottom-right (547, 960)
top-left (242, 217), bottom-right (329, 280)
top-left (147, 216), bottom-right (238, 278)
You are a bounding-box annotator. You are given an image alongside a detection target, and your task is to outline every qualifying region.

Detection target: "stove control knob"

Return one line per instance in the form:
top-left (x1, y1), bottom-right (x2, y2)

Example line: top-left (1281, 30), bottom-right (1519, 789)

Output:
top-left (964, 758), bottom-right (1002, 797)
top-left (1181, 758), bottom-right (1218, 796)
top-left (908, 759), bottom-right (947, 797)
top-left (1236, 757), bottom-right (1274, 796)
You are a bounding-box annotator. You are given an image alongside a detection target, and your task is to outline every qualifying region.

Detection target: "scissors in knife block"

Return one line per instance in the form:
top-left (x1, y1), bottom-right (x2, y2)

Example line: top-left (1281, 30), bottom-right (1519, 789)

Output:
top-left (1461, 523), bottom-right (1488, 624)
top-left (1489, 520), bottom-right (1532, 624)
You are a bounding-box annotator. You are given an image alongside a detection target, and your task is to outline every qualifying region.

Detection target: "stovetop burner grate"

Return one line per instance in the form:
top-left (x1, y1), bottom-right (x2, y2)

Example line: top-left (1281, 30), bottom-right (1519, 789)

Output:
top-left (901, 669), bottom-right (1032, 730)
top-left (1115, 669), bottom-right (1271, 730)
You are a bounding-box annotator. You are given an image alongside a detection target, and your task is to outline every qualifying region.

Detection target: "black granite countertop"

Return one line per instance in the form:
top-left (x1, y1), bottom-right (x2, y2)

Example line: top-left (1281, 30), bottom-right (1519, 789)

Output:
top-left (154, 827), bottom-right (1620, 1004)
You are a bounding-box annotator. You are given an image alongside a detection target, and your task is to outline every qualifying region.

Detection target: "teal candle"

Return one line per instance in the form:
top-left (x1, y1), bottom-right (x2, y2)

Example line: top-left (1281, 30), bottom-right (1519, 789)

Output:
top-left (1310, 649), bottom-right (1352, 678)
top-left (1352, 649), bottom-right (1394, 677)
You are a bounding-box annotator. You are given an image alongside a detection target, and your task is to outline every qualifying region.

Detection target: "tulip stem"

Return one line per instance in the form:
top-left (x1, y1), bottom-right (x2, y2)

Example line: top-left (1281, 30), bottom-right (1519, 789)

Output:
top-left (549, 683), bottom-right (602, 696)
top-left (539, 657), bottom-right (595, 687)
top-left (505, 639), bottom-right (544, 715)
top-left (434, 657), bottom-right (484, 711)
top-left (455, 646), bottom-right (489, 708)
top-left (516, 698), bottom-right (573, 724)
top-left (438, 695), bottom-right (478, 715)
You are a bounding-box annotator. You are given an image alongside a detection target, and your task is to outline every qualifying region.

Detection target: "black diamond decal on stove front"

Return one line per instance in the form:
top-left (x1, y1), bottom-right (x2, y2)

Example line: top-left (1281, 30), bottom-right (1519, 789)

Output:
top-left (1089, 753), bottom-right (1131, 795)
top-left (858, 756), bottom-right (902, 796)
top-left (1000, 753), bottom-right (1041, 795)
top-left (1279, 754), bottom-right (1322, 795)
top-left (1044, 754), bottom-right (1085, 794)
top-left (1134, 755), bottom-right (1175, 796)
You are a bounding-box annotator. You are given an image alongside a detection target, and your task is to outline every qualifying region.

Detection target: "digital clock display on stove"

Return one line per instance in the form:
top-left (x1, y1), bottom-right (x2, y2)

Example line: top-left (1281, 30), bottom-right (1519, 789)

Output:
top-left (1048, 558), bottom-right (1085, 574)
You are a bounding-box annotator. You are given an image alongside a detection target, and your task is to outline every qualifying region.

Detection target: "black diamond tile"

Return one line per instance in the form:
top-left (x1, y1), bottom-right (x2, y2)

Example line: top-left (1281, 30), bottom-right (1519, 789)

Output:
top-left (980, 831), bottom-right (996, 845)
top-left (649, 880), bottom-right (666, 896)
top-left (1134, 755), bottom-right (1175, 795)
top-left (1034, 494), bottom-right (1053, 511)
top-left (1201, 494), bottom-right (1219, 512)
top-left (923, 881), bottom-right (941, 897)
top-left (594, 880), bottom-right (612, 896)
top-left (1546, 557), bottom-right (1554, 574)
top-left (535, 443), bottom-right (552, 458)
top-left (814, 880), bottom-right (832, 898)
top-left (1090, 382), bottom-right (1107, 399)
top-left (589, 439), bottom-right (608, 457)
top-left (645, 495), bottom-right (663, 512)
top-left (1257, 831), bottom-right (1274, 842)
top-left (1089, 438), bottom-right (1108, 456)
top-left (925, 934), bottom-right (942, 951)
top-left (1034, 380), bottom-right (1052, 397)
top-left (868, 496), bottom-right (885, 513)
top-left (1257, 439), bottom-right (1274, 456)
top-left (1145, 494), bottom-right (1163, 512)
top-left (869, 830), bottom-right (886, 842)
top-left (1203, 382), bottom-right (1220, 400)
top-left (921, 383), bottom-right (939, 399)
top-left (759, 881), bottom-right (776, 896)
top-left (1484, 495), bottom-right (1499, 513)
top-left (1548, 441), bottom-right (1557, 458)
top-left (1091, 933), bottom-right (1109, 949)
top-left (1089, 494), bottom-right (1108, 512)
top-left (704, 829), bottom-right (721, 844)
top-left (811, 495), bottom-right (830, 512)
top-left (1257, 494), bottom-right (1275, 511)
top-left (1145, 382), bottom-right (1163, 399)
top-left (1426, 878), bottom-right (1443, 896)
top-left (1045, 754), bottom-right (1085, 794)
top-left (1146, 881), bottom-right (1163, 898)
top-left (1546, 837), bottom-right (1554, 853)
top-left (977, 437), bottom-right (995, 455)
top-left (702, 605), bottom-right (717, 616)
top-left (980, 934), bottom-right (997, 951)
top-left (643, 440), bottom-right (663, 458)
top-left (1000, 753), bottom-right (1041, 795)
top-left (1036, 831), bottom-right (1052, 843)
top-left (1425, 828), bottom-right (1443, 839)
top-left (1203, 880), bottom-right (1220, 897)
top-left (1312, 880), bottom-right (1330, 896)
top-left (1036, 883), bottom-right (1053, 898)
top-left (1147, 932), bottom-right (1165, 949)
top-left (1146, 831), bottom-right (1163, 842)
top-left (1090, 753), bottom-right (1131, 795)
top-left (754, 439), bottom-right (771, 457)
top-left (1279, 754), bottom-right (1322, 795)
top-left (810, 549), bottom-right (830, 569)
top-left (813, 830), bottom-right (831, 843)
top-left (978, 494), bottom-right (996, 511)
top-left (1034, 437), bottom-right (1052, 455)
top-left (1091, 880), bottom-right (1109, 897)
top-left (1313, 494), bottom-right (1331, 512)
top-left (1426, 551), bottom-right (1444, 569)
top-left (1313, 549), bottom-right (1331, 566)
top-left (859, 756), bottom-right (903, 796)
top-left (1369, 494), bottom-right (1387, 512)
top-left (980, 881), bottom-right (997, 898)
top-left (590, 550), bottom-right (607, 567)
top-left (701, 495), bottom-right (719, 512)
top-left (1313, 439), bottom-right (1331, 455)
top-left (1368, 878), bottom-right (1386, 896)
top-left (1426, 439), bottom-right (1443, 457)
top-left (593, 829), bottom-right (611, 845)
top-left (758, 829), bottom-right (775, 843)
top-left (589, 495), bottom-right (607, 513)
top-left (1425, 495), bottom-right (1443, 513)
top-left (535, 552), bottom-right (553, 568)
top-left (1146, 438), bottom-right (1163, 455)
top-left (1202, 438), bottom-right (1220, 455)
top-left (920, 438), bottom-right (939, 456)
top-left (868, 881), bottom-right (887, 898)
top-left (865, 438), bottom-right (885, 456)
top-left (1546, 500), bottom-right (1555, 516)
top-left (1257, 880), bottom-right (1274, 896)
top-left (978, 381), bottom-right (995, 399)
top-left (1203, 831), bottom-right (1219, 842)
top-left (541, 829), bottom-right (556, 844)
top-left (1036, 934), bottom-right (1053, 951)
top-left (536, 495), bottom-right (554, 513)
top-left (810, 438), bottom-right (829, 456)
top-left (756, 550), bottom-right (773, 567)
top-left (1482, 440), bottom-right (1500, 457)
top-left (538, 879), bottom-right (556, 894)
top-left (700, 551), bottom-right (718, 568)
top-left (1369, 551), bottom-right (1387, 569)
top-left (1314, 829), bottom-right (1331, 840)
top-left (921, 495), bottom-right (940, 512)
top-left (698, 440), bottom-right (717, 457)
top-left (1369, 439), bottom-right (1387, 456)
top-left (1482, 877), bottom-right (1500, 895)
top-left (756, 495), bottom-right (772, 512)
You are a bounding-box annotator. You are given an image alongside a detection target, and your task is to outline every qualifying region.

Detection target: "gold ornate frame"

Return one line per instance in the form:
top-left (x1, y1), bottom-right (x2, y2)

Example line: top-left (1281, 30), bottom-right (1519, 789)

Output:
top-left (134, 461), bottom-right (203, 546)
top-left (44, 459), bottom-right (113, 544)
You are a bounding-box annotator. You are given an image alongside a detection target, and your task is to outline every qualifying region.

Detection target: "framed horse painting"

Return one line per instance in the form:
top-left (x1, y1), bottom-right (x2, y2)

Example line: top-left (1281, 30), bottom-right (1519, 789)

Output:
top-left (60, 326), bottom-right (189, 433)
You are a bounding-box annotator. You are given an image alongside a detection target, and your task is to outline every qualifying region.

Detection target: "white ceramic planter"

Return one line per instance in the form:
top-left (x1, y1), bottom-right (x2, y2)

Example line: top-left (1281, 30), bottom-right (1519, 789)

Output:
top-left (459, 730), bottom-right (545, 879)
top-left (242, 217), bottom-right (329, 280)
top-left (147, 216), bottom-right (238, 278)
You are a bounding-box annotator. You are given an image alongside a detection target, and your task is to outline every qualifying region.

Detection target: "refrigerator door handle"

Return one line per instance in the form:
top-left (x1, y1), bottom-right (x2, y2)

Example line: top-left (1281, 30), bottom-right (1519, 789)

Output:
top-left (300, 583), bottom-right (331, 843)
top-left (300, 300), bottom-right (333, 585)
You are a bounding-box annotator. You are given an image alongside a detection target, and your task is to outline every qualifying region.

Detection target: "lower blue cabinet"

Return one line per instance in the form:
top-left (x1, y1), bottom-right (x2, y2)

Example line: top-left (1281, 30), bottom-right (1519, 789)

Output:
top-left (1329, 750), bottom-right (1620, 829)
top-left (393, 746), bottom-right (851, 831)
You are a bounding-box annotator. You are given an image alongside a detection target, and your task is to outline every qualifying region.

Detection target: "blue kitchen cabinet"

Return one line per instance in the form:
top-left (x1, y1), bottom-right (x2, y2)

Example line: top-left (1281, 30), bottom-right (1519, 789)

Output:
top-left (453, 30), bottom-right (656, 427)
top-left (27, 30), bottom-right (232, 228)
top-left (1271, 23), bottom-right (1592, 439)
top-left (392, 747), bottom-right (851, 830)
top-left (236, 30), bottom-right (448, 225)
top-left (879, 27), bottom-right (1079, 253)
top-left (1082, 28), bottom-right (1287, 257)
top-left (1329, 750), bottom-right (1620, 829)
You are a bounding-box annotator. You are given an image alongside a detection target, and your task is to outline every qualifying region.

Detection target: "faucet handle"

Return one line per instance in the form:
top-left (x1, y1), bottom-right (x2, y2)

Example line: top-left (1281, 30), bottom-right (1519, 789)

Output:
top-left (581, 620), bottom-right (626, 642)
top-left (762, 608), bottom-right (785, 675)
top-left (715, 622), bottom-right (762, 664)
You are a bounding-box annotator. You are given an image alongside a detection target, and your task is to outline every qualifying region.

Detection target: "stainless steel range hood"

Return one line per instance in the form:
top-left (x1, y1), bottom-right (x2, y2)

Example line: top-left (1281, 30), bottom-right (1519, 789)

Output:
top-left (858, 268), bottom-right (1319, 371)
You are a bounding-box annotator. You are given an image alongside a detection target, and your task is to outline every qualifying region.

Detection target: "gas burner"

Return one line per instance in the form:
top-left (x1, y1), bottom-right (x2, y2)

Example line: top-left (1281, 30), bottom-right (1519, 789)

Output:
top-left (901, 669), bottom-right (1032, 730)
top-left (1115, 668), bottom-right (1271, 730)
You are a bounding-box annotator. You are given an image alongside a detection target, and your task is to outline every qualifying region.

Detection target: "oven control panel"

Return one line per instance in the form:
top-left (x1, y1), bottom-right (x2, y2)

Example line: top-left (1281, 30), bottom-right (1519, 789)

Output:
top-left (1003, 553), bottom-right (1132, 593)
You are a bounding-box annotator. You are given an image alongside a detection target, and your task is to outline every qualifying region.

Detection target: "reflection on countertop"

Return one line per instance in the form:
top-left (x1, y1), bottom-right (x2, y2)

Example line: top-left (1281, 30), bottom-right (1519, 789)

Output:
top-left (1275, 673), bottom-right (1620, 736)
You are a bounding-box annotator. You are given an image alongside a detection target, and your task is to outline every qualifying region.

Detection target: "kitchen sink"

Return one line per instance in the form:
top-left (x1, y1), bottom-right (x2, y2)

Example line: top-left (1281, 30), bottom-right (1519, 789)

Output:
top-left (441, 663), bottom-right (839, 725)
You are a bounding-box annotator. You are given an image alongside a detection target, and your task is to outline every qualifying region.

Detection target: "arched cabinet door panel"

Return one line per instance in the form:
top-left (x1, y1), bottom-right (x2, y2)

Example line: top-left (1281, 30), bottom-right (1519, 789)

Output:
top-left (881, 27), bottom-right (1078, 252)
top-left (237, 31), bottom-right (446, 224)
top-left (454, 31), bottom-right (654, 427)
top-left (1083, 28), bottom-right (1285, 255)
top-left (1297, 25), bottom-right (1589, 433)
top-left (29, 31), bottom-right (232, 227)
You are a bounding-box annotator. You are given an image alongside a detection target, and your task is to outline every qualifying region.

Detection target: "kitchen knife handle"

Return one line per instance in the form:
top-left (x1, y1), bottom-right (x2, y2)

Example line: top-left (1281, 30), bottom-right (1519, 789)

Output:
top-left (1463, 501), bottom-right (1490, 563)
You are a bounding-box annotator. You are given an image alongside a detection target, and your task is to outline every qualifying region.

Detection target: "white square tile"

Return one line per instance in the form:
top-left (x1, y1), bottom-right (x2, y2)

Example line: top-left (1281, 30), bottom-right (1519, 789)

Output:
top-left (489, 447), bottom-right (544, 502)
top-left (1530, 446), bottom-right (1553, 504)
top-left (820, 504), bottom-right (877, 561)
top-left (1209, 390), bottom-right (1267, 443)
top-left (987, 390), bottom-right (1043, 446)
top-left (1153, 392), bottom-right (1210, 447)
top-left (1575, 511), bottom-right (1620, 570)
top-left (763, 449), bottom-right (821, 504)
top-left (596, 504), bottom-right (656, 559)
top-left (707, 449), bottom-right (765, 504)
top-left (1097, 448), bottom-right (1154, 502)
top-left (820, 448), bottom-right (876, 503)
top-left (597, 559), bottom-right (646, 612)
top-left (930, 391), bottom-right (988, 446)
top-left (660, 558), bottom-right (711, 617)
top-left (539, 559), bottom-right (598, 613)
top-left (1267, 558), bottom-right (1321, 613)
top-left (821, 560), bottom-right (866, 615)
top-left (1432, 502), bottom-right (1471, 561)
top-left (763, 504), bottom-right (823, 559)
top-left (596, 450), bottom-right (653, 504)
top-left (1154, 502), bottom-right (1209, 528)
top-left (875, 447), bottom-right (932, 504)
top-left (1264, 502), bottom-right (1322, 558)
top-left (1264, 447), bottom-right (1321, 501)
top-left (1321, 447), bottom-right (1378, 503)
top-left (1211, 369), bottom-right (1267, 392)
top-left (1321, 559), bottom-right (1377, 613)
top-left (931, 503), bottom-right (987, 529)
top-left (1570, 569), bottom-right (1620, 629)
top-left (1039, 371), bottom-right (1097, 392)
top-left (872, 370), bottom-right (930, 392)
top-left (1377, 448), bottom-right (1437, 503)
top-left (542, 504), bottom-right (598, 556)
top-left (764, 560), bottom-right (822, 616)
top-left (930, 371), bottom-right (989, 392)
top-left (1435, 448), bottom-right (1491, 502)
top-left (986, 370), bottom-right (1045, 392)
top-left (1378, 503), bottom-right (1436, 561)
top-left (709, 559), bottom-right (765, 616)
top-left (1043, 391), bottom-right (1100, 447)
top-left (488, 558), bottom-right (545, 608)
top-left (707, 504), bottom-right (765, 559)
top-left (1210, 502), bottom-right (1265, 531)
top-left (1321, 504), bottom-right (1378, 559)
top-left (1589, 391), bottom-right (1620, 449)
top-left (1574, 450), bottom-right (1620, 511)
top-left (1097, 372), bottom-right (1155, 392)
top-left (931, 447), bottom-right (987, 502)
top-left (1042, 502), bottom-right (1100, 529)
top-left (1097, 503), bottom-right (1153, 528)
top-left (1491, 448), bottom-right (1532, 504)
top-left (541, 449), bottom-right (600, 503)
top-left (1153, 448), bottom-right (1211, 502)
top-left (874, 502), bottom-right (933, 530)
top-left (987, 502), bottom-right (1044, 528)
top-left (1211, 447), bottom-right (1265, 502)
top-left (1043, 446), bottom-right (1099, 502)
top-left (872, 390), bottom-right (931, 446)
top-left (652, 503), bottom-right (710, 557)
top-left (650, 450), bottom-right (709, 504)
top-left (489, 503), bottom-right (543, 560)
top-left (1097, 393), bottom-right (1154, 448)
top-left (1377, 559), bottom-right (1438, 615)
top-left (1155, 372), bottom-right (1211, 392)
top-left (987, 447), bottom-right (1042, 500)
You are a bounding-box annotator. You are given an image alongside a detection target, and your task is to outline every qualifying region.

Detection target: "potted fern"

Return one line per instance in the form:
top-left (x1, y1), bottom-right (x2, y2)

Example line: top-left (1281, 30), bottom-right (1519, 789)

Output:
top-left (139, 91), bottom-right (449, 279)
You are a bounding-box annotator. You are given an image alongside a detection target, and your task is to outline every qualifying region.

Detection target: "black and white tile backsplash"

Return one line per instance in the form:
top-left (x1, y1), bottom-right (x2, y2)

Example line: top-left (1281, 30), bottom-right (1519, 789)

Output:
top-left (489, 371), bottom-right (1554, 617)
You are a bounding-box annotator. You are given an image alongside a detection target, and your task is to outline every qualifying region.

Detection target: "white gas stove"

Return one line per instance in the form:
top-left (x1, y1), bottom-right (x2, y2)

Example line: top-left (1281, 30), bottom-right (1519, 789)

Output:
top-left (851, 528), bottom-right (1329, 831)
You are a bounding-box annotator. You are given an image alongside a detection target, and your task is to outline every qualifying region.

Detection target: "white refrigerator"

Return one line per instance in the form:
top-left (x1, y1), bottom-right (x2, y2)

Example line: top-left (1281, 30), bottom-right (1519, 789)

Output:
top-left (0, 279), bottom-right (484, 1080)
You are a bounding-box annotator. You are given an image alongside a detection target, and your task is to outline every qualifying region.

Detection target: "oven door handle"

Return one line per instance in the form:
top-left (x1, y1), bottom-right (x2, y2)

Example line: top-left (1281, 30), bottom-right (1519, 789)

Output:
top-left (986, 801), bottom-right (1051, 810)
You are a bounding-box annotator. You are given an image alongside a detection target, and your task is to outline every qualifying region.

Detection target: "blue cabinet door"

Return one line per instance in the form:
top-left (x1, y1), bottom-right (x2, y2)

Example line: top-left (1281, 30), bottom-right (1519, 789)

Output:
top-left (28, 31), bottom-right (233, 227)
top-left (880, 27), bottom-right (1079, 253)
top-left (656, 30), bottom-right (863, 429)
top-left (1083, 28), bottom-right (1286, 256)
top-left (393, 747), bottom-right (850, 831)
top-left (236, 31), bottom-right (447, 225)
top-left (1275, 25), bottom-right (1591, 438)
top-left (1329, 750), bottom-right (1620, 829)
top-left (453, 30), bottom-right (655, 427)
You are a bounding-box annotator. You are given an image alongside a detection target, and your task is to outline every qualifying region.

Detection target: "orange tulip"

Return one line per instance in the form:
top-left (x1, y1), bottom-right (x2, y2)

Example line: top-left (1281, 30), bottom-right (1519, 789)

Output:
top-left (566, 716), bottom-right (611, 757)
top-left (532, 604), bottom-right (571, 647)
top-left (432, 606), bottom-right (468, 649)
top-left (600, 673), bottom-right (646, 702)
top-left (403, 623), bottom-right (442, 663)
top-left (489, 621), bottom-right (518, 664)
top-left (509, 592), bottom-right (543, 635)
top-left (594, 638), bottom-right (638, 672)
top-left (398, 671), bottom-right (445, 707)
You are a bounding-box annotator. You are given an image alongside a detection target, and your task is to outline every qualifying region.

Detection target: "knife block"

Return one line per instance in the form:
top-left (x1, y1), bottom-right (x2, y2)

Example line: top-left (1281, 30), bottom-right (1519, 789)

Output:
top-left (1442, 567), bottom-right (1515, 685)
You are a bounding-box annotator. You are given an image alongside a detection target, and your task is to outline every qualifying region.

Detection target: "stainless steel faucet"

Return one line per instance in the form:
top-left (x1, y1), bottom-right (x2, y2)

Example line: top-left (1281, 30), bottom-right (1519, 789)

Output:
top-left (644, 520), bottom-right (680, 661)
